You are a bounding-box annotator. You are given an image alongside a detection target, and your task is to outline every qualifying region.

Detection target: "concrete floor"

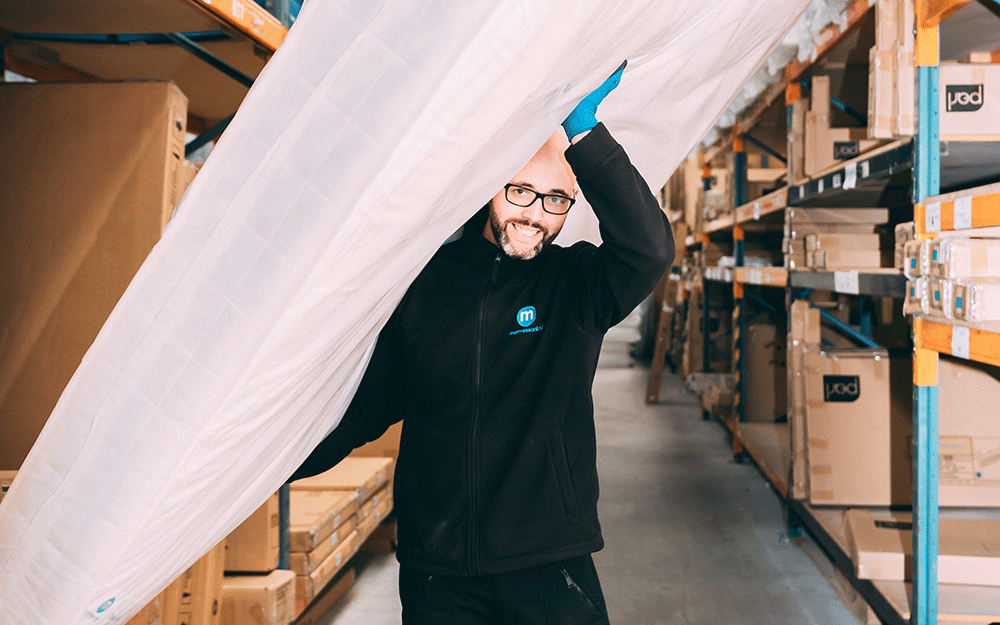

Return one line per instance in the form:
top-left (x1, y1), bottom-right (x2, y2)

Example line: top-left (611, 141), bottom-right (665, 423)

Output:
top-left (318, 314), bottom-right (861, 624)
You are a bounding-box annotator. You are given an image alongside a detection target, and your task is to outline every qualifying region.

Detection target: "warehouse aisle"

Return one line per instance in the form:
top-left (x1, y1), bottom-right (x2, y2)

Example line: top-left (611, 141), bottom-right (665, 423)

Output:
top-left (319, 313), bottom-right (860, 624)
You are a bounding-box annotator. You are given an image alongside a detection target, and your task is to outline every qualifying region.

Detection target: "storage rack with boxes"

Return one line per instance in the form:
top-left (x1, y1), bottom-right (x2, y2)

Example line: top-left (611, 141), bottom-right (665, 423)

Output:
top-left (1, 1), bottom-right (400, 623)
top-left (652, 0), bottom-right (1000, 623)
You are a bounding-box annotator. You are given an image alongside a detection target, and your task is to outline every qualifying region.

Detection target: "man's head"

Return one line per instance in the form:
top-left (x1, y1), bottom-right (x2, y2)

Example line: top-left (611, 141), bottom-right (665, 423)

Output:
top-left (483, 133), bottom-right (576, 260)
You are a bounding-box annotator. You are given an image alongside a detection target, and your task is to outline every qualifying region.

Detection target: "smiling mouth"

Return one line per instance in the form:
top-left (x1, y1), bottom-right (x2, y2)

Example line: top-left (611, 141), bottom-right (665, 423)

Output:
top-left (508, 222), bottom-right (543, 240)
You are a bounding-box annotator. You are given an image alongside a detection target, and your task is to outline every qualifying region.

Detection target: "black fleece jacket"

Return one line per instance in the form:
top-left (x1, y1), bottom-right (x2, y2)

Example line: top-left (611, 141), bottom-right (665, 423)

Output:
top-left (290, 123), bottom-right (674, 576)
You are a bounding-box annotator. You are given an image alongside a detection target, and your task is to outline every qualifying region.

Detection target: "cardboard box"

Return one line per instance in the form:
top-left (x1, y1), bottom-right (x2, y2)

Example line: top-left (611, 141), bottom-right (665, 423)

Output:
top-left (805, 349), bottom-right (913, 506)
top-left (0, 81), bottom-right (189, 469)
top-left (805, 76), bottom-right (883, 176)
top-left (845, 509), bottom-right (1000, 585)
top-left (744, 324), bottom-right (787, 423)
top-left (355, 483), bottom-right (394, 543)
top-left (868, 47), bottom-right (896, 139)
top-left (938, 356), bottom-right (1000, 506)
top-left (808, 248), bottom-right (883, 270)
top-left (289, 489), bottom-right (359, 553)
top-left (953, 280), bottom-right (1000, 324)
top-left (351, 422), bottom-right (402, 460)
top-left (788, 96), bottom-right (809, 184)
top-left (290, 514), bottom-right (356, 576)
top-left (940, 62), bottom-right (1000, 139)
top-left (788, 302), bottom-right (820, 500)
top-left (162, 540), bottom-right (227, 625)
top-left (804, 233), bottom-right (881, 252)
top-left (875, 0), bottom-right (898, 48)
top-left (932, 238), bottom-right (1000, 278)
top-left (786, 207), bottom-right (889, 226)
top-left (291, 568), bottom-right (355, 625)
top-left (295, 530), bottom-right (360, 609)
top-left (289, 457), bottom-right (394, 502)
top-left (782, 237), bottom-right (806, 254)
top-left (894, 47), bottom-right (916, 136)
top-left (361, 516), bottom-right (398, 553)
top-left (225, 493), bottom-right (280, 573)
top-left (221, 569), bottom-right (296, 625)
top-left (784, 252), bottom-right (808, 271)
top-left (0, 470), bottom-right (15, 505)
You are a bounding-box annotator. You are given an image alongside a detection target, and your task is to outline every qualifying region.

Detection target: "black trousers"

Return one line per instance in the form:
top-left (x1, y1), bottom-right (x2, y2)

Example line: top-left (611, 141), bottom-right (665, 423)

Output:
top-left (398, 554), bottom-right (610, 625)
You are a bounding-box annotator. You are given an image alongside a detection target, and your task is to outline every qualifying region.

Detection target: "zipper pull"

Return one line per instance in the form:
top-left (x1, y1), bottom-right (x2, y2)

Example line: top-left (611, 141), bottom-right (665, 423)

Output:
top-left (490, 254), bottom-right (501, 283)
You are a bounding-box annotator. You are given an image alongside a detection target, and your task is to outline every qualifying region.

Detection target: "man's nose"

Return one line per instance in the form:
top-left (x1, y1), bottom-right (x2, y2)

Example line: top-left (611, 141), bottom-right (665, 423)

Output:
top-left (521, 197), bottom-right (546, 221)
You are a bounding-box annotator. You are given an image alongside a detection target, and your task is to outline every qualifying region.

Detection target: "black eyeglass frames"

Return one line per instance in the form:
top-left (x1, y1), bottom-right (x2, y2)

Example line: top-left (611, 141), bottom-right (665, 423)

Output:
top-left (504, 184), bottom-right (575, 215)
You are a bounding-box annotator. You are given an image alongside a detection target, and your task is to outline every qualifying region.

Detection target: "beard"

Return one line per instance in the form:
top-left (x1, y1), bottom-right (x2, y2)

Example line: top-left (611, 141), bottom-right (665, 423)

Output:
top-left (488, 207), bottom-right (562, 260)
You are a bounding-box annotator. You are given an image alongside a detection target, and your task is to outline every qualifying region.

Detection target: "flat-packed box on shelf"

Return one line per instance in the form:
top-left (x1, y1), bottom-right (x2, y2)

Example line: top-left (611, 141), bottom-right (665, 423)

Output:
top-left (788, 95), bottom-right (809, 184)
top-left (786, 207), bottom-right (889, 228)
top-left (296, 530), bottom-right (361, 613)
top-left (221, 569), bottom-right (295, 625)
top-left (289, 489), bottom-right (359, 553)
top-left (894, 221), bottom-right (915, 268)
top-left (744, 324), bottom-right (787, 423)
top-left (868, 47), bottom-right (896, 139)
top-left (0, 81), bottom-right (190, 470)
top-left (937, 356), bottom-right (1000, 506)
top-left (844, 509), bottom-right (1000, 586)
top-left (804, 233), bottom-right (881, 252)
top-left (940, 61), bottom-right (1000, 139)
top-left (290, 457), bottom-right (394, 502)
top-left (806, 248), bottom-right (883, 270)
top-left (788, 302), bottom-right (821, 500)
top-left (804, 349), bottom-right (913, 506)
top-left (805, 76), bottom-right (883, 177)
top-left (225, 493), bottom-right (280, 573)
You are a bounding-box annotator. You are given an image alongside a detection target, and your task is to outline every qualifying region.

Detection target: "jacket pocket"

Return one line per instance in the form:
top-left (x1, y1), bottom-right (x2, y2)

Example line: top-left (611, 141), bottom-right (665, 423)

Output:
top-left (549, 430), bottom-right (579, 518)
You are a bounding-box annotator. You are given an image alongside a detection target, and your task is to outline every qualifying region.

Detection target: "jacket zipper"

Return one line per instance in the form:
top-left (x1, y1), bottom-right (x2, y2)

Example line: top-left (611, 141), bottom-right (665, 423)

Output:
top-left (469, 252), bottom-right (501, 575)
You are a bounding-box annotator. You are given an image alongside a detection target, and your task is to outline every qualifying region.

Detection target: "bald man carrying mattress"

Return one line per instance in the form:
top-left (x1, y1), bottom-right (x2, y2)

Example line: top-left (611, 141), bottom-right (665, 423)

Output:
top-left (290, 61), bottom-right (674, 624)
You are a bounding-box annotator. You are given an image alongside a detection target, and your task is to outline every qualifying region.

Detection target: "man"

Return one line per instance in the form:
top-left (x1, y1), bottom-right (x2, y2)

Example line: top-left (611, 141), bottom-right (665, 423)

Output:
top-left (290, 62), bottom-right (674, 623)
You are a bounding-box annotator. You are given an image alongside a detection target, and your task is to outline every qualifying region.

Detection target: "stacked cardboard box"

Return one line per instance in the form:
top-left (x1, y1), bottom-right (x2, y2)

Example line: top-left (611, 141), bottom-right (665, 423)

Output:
top-left (784, 207), bottom-right (889, 271)
top-left (289, 457), bottom-right (395, 614)
top-left (0, 471), bottom-right (15, 505)
top-left (225, 493), bottom-right (281, 573)
top-left (940, 61), bottom-right (1000, 140)
top-left (868, 0), bottom-right (916, 138)
top-left (793, 336), bottom-right (1000, 506)
top-left (126, 541), bottom-right (228, 625)
top-left (787, 302), bottom-right (821, 499)
top-left (744, 324), bottom-right (787, 423)
top-left (221, 570), bottom-right (296, 625)
top-left (0, 81), bottom-right (192, 470)
top-left (804, 75), bottom-right (883, 177)
top-left (844, 509), bottom-right (1000, 586)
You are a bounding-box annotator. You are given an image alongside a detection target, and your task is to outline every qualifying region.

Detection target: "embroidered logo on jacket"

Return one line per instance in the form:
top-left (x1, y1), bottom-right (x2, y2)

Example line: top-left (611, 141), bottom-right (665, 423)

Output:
top-left (511, 306), bottom-right (543, 336)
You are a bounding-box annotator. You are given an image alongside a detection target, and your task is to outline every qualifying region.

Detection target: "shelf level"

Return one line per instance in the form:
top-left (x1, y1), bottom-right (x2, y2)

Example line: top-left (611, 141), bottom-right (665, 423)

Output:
top-left (186, 0), bottom-right (286, 52)
top-left (789, 270), bottom-right (907, 299)
top-left (915, 318), bottom-right (1000, 367)
top-left (735, 187), bottom-right (787, 224)
top-left (918, 180), bottom-right (1000, 232)
top-left (788, 139), bottom-right (913, 207)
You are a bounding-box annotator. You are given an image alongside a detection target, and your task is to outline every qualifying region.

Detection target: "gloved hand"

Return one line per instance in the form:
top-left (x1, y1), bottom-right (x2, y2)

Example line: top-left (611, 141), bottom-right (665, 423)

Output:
top-left (561, 60), bottom-right (627, 140)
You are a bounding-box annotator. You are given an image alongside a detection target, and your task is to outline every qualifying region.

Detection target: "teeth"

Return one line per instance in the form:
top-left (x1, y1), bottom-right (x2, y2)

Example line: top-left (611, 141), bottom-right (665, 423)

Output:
top-left (511, 223), bottom-right (539, 237)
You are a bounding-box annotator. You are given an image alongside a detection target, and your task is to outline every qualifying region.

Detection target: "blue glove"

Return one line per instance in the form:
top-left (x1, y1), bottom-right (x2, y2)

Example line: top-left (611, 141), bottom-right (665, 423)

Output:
top-left (561, 60), bottom-right (627, 140)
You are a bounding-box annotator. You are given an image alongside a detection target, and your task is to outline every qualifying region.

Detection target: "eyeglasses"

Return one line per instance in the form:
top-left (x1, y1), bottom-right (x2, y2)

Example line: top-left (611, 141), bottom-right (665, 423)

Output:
top-left (504, 184), bottom-right (576, 215)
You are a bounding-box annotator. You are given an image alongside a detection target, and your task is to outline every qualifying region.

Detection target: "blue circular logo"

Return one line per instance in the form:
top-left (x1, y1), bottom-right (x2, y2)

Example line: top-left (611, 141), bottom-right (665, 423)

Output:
top-left (97, 598), bottom-right (115, 613)
top-left (516, 306), bottom-right (536, 328)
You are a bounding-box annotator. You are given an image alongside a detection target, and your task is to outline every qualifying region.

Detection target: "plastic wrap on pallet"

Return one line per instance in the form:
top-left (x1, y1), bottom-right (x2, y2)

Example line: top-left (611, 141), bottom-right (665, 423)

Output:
top-left (953, 280), bottom-right (1000, 324)
top-left (929, 277), bottom-right (956, 320)
top-left (905, 277), bottom-right (929, 316)
top-left (931, 238), bottom-right (1000, 279)
top-left (0, 1), bottom-right (811, 623)
top-left (903, 239), bottom-right (930, 279)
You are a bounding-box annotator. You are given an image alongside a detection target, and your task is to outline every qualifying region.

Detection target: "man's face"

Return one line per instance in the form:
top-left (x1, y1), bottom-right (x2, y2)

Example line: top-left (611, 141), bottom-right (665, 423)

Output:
top-left (483, 135), bottom-right (576, 260)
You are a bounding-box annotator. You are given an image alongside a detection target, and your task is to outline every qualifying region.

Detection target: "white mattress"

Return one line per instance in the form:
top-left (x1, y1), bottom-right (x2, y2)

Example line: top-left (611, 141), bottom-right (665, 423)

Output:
top-left (0, 1), bottom-right (808, 622)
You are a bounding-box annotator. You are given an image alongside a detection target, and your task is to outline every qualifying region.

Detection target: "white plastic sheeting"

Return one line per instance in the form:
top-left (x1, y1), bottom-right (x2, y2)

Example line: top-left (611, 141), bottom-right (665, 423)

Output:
top-left (0, 0), bottom-right (808, 622)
